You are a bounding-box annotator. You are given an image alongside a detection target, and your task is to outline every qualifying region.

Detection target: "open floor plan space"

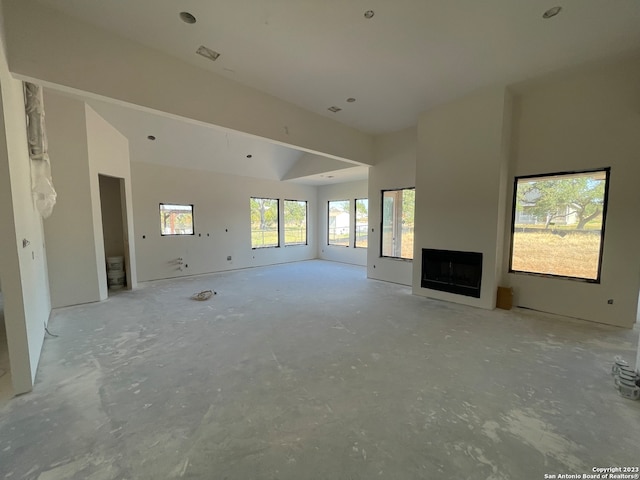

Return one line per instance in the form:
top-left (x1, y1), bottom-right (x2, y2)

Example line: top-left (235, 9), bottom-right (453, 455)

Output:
top-left (0, 261), bottom-right (637, 479)
top-left (1, 3), bottom-right (640, 478)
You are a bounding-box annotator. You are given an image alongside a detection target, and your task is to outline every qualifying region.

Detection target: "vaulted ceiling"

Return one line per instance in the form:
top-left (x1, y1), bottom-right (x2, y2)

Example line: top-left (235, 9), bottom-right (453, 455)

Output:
top-left (29, 0), bottom-right (640, 181)
top-left (86, 98), bottom-right (369, 185)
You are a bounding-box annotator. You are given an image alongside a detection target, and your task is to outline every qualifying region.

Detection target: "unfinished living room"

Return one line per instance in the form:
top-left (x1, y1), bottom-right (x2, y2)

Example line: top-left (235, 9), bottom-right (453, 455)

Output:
top-left (0, 1), bottom-right (639, 479)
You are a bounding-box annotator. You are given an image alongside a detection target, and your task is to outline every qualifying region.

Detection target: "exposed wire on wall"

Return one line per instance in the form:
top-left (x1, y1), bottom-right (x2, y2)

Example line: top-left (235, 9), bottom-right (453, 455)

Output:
top-left (44, 323), bottom-right (59, 338)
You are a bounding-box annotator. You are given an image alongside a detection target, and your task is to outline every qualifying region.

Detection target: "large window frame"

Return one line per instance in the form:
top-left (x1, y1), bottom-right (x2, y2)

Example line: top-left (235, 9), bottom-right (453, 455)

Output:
top-left (354, 198), bottom-right (368, 248)
top-left (160, 203), bottom-right (194, 236)
top-left (250, 197), bottom-right (280, 249)
top-left (509, 168), bottom-right (610, 283)
top-left (284, 199), bottom-right (308, 246)
top-left (380, 188), bottom-right (415, 260)
top-left (328, 200), bottom-right (350, 247)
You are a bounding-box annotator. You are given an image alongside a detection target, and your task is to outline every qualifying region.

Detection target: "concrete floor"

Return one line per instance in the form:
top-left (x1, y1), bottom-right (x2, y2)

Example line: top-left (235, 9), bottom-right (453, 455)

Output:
top-left (0, 260), bottom-right (638, 479)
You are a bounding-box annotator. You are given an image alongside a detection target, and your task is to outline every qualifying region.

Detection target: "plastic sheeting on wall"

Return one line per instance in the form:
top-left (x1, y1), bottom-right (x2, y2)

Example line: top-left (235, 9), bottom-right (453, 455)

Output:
top-left (24, 82), bottom-right (56, 218)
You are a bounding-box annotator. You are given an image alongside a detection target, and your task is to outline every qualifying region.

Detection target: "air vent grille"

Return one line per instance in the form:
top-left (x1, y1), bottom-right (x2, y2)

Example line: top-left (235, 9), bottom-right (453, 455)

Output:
top-left (196, 45), bottom-right (221, 61)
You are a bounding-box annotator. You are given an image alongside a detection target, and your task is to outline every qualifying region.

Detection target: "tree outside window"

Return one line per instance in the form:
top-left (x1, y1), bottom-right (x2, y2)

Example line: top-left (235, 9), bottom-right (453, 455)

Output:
top-left (355, 199), bottom-right (368, 248)
top-left (160, 204), bottom-right (194, 235)
top-left (510, 169), bottom-right (610, 281)
top-left (284, 200), bottom-right (307, 246)
top-left (251, 197), bottom-right (279, 248)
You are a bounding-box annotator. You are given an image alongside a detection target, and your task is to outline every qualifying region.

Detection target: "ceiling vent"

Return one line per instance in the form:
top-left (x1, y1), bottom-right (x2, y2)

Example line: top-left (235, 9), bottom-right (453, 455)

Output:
top-left (196, 45), bottom-right (221, 62)
top-left (328, 106), bottom-right (342, 113)
top-left (542, 6), bottom-right (562, 18)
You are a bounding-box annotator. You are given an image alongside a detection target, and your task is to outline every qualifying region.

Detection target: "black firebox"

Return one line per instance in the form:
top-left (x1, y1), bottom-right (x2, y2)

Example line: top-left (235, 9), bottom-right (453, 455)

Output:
top-left (421, 249), bottom-right (483, 298)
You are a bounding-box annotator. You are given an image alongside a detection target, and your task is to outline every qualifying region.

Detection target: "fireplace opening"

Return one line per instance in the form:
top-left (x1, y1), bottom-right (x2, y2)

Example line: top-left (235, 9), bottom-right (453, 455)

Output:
top-left (421, 249), bottom-right (482, 298)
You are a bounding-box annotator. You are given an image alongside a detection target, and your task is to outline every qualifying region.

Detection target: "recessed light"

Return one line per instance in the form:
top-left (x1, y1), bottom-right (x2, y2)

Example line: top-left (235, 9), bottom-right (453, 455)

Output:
top-left (179, 12), bottom-right (197, 24)
top-left (346, 98), bottom-right (356, 103)
top-left (196, 45), bottom-right (221, 62)
top-left (328, 106), bottom-right (342, 113)
top-left (542, 6), bottom-right (562, 19)
top-left (246, 154), bottom-right (252, 159)
top-left (147, 135), bottom-right (156, 141)
top-left (364, 10), bottom-right (375, 19)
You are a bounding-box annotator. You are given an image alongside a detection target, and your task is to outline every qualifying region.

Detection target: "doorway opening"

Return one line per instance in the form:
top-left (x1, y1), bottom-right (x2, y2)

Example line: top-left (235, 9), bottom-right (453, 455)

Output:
top-left (99, 174), bottom-right (128, 293)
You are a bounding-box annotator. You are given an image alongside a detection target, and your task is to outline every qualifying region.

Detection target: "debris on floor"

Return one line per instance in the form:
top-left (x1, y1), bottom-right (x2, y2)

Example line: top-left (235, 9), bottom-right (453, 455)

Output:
top-left (191, 290), bottom-right (216, 301)
top-left (612, 356), bottom-right (640, 400)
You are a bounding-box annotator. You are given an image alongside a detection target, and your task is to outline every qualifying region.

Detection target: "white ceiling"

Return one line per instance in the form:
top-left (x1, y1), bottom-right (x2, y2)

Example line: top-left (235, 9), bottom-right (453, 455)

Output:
top-left (37, 0), bottom-right (640, 134)
top-left (86, 98), bottom-right (367, 184)
top-left (36, 0), bottom-right (640, 184)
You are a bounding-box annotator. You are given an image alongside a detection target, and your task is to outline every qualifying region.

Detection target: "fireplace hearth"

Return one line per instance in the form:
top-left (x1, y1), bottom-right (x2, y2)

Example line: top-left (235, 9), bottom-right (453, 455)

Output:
top-left (421, 249), bottom-right (482, 298)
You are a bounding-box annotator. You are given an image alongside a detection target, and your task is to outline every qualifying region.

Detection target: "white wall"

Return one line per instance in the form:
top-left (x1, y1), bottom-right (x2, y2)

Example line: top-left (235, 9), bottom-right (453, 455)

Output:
top-left (414, 87), bottom-right (511, 309)
top-left (85, 104), bottom-right (137, 293)
top-left (3, 0), bottom-right (373, 167)
top-left (637, 327), bottom-right (640, 373)
top-left (0, 16), bottom-right (51, 393)
top-left (506, 58), bottom-right (640, 328)
top-left (317, 180), bottom-right (368, 267)
top-left (44, 93), bottom-right (136, 307)
top-left (283, 154), bottom-right (355, 181)
top-left (367, 128), bottom-right (417, 286)
top-left (132, 162), bottom-right (317, 281)
top-left (44, 92), bottom-right (101, 307)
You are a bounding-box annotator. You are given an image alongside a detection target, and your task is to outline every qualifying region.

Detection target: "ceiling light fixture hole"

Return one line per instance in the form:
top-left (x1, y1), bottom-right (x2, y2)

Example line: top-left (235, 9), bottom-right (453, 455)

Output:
top-left (347, 98), bottom-right (356, 103)
top-left (246, 154), bottom-right (253, 158)
top-left (147, 135), bottom-right (156, 141)
top-left (179, 12), bottom-right (197, 24)
top-left (542, 6), bottom-right (562, 19)
top-left (364, 10), bottom-right (375, 19)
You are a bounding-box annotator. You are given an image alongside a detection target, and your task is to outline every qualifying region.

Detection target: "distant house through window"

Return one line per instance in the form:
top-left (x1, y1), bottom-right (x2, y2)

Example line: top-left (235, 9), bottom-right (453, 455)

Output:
top-left (381, 188), bottom-right (415, 259)
top-left (510, 168), bottom-right (610, 282)
top-left (355, 198), bottom-right (368, 248)
top-left (328, 200), bottom-right (350, 246)
top-left (251, 197), bottom-right (279, 248)
top-left (160, 203), bottom-right (194, 235)
top-left (284, 200), bottom-right (307, 246)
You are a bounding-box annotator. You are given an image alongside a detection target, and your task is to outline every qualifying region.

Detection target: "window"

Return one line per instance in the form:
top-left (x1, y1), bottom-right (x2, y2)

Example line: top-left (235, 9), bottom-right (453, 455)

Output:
top-left (328, 200), bottom-right (350, 246)
top-left (355, 198), bottom-right (368, 248)
top-left (284, 200), bottom-right (307, 246)
top-left (510, 168), bottom-right (610, 282)
top-left (250, 197), bottom-right (279, 248)
top-left (160, 203), bottom-right (194, 235)
top-left (381, 188), bottom-right (415, 259)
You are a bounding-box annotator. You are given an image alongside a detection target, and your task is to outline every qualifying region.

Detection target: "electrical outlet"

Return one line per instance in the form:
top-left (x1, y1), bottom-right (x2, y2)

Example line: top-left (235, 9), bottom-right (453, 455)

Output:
top-left (227, 255), bottom-right (232, 261)
top-left (607, 299), bottom-right (614, 304)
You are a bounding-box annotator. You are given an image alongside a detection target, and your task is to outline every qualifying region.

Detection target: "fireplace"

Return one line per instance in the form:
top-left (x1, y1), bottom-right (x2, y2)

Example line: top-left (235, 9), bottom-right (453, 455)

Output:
top-left (421, 249), bottom-right (483, 298)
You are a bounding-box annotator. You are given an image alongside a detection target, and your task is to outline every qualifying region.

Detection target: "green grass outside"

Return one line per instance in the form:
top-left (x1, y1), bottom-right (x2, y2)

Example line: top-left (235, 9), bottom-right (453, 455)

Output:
top-left (514, 220), bottom-right (602, 231)
top-left (512, 230), bottom-right (601, 279)
top-left (252, 228), bottom-right (307, 247)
